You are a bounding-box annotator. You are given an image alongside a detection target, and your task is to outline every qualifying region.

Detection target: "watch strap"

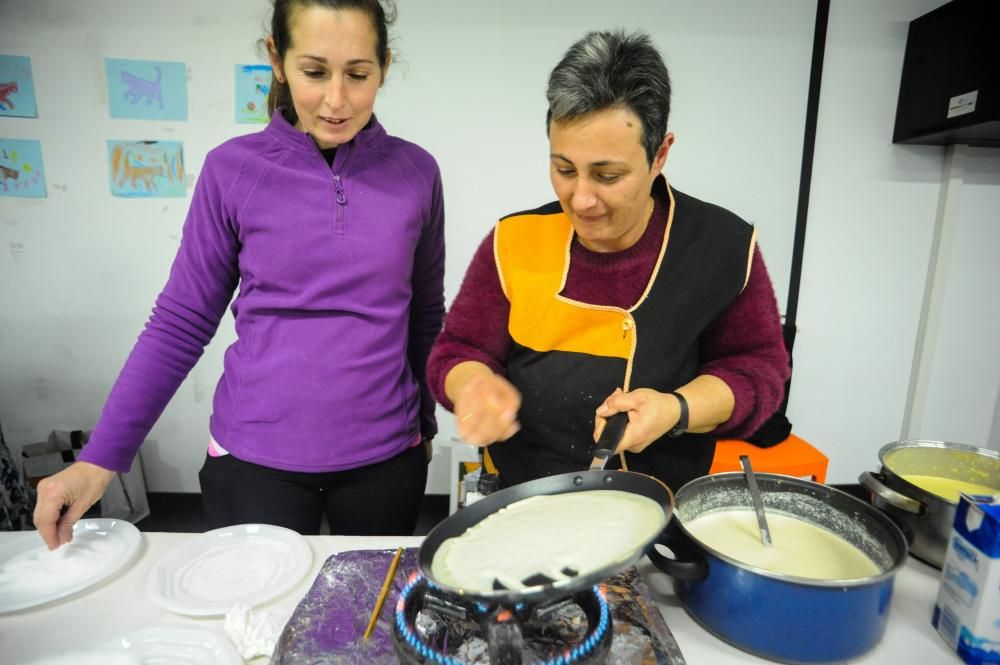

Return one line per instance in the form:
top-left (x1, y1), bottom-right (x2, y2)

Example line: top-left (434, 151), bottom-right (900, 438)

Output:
top-left (665, 391), bottom-right (689, 437)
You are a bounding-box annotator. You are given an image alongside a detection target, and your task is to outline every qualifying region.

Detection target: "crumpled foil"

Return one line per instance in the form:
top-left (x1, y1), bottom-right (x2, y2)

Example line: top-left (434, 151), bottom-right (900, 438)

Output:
top-left (271, 549), bottom-right (685, 665)
top-left (605, 567), bottom-right (686, 665)
top-left (272, 549), bottom-right (417, 665)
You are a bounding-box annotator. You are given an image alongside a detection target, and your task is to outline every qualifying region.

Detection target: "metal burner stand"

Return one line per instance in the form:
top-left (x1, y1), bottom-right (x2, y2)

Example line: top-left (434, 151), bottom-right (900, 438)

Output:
top-left (392, 575), bottom-right (613, 665)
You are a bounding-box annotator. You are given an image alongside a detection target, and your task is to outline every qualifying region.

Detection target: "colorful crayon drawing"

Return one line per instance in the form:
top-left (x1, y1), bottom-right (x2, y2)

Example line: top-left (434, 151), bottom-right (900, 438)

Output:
top-left (107, 140), bottom-right (185, 198)
top-left (106, 59), bottom-right (187, 121)
top-left (235, 64), bottom-right (272, 124)
top-left (0, 139), bottom-right (47, 198)
top-left (0, 55), bottom-right (39, 118)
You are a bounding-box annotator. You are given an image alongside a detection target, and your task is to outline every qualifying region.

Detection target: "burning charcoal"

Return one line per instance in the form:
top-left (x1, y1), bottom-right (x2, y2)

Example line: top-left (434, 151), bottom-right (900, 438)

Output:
top-left (414, 610), bottom-right (447, 648)
top-left (455, 636), bottom-right (489, 664)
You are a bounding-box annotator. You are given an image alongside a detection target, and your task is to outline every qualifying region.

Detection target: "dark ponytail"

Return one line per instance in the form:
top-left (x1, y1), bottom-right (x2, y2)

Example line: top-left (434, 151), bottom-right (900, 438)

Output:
top-left (266, 75), bottom-right (293, 121)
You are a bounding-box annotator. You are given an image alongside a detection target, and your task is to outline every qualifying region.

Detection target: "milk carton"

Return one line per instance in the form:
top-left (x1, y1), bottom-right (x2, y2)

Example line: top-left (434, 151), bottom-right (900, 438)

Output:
top-left (932, 493), bottom-right (1000, 664)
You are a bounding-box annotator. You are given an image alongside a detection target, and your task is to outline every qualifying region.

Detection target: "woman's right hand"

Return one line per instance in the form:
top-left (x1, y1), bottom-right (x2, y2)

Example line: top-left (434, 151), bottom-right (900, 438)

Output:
top-left (33, 462), bottom-right (116, 550)
top-left (447, 362), bottom-right (522, 446)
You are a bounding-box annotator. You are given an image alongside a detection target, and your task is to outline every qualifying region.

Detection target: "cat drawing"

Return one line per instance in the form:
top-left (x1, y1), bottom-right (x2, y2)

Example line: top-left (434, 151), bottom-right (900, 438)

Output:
top-left (121, 67), bottom-right (163, 109)
top-left (110, 143), bottom-right (167, 192)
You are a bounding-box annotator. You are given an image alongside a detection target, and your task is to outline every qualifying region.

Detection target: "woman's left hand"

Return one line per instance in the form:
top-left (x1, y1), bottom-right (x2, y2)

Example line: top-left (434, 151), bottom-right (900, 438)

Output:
top-left (593, 388), bottom-right (682, 454)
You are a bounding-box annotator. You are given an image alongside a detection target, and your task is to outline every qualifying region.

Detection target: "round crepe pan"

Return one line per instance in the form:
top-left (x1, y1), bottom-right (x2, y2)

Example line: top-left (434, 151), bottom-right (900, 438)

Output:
top-left (418, 467), bottom-right (675, 604)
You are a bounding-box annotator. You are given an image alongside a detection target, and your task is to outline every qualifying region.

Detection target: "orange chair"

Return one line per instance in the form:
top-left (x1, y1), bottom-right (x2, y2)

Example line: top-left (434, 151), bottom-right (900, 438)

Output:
top-left (709, 433), bottom-right (828, 483)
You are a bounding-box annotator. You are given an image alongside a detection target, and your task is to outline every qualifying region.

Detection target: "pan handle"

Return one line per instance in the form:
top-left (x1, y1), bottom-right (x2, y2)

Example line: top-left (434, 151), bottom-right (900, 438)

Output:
top-left (596, 412), bottom-right (629, 450)
top-left (591, 412), bottom-right (629, 471)
top-left (859, 471), bottom-right (926, 516)
top-left (646, 521), bottom-right (708, 581)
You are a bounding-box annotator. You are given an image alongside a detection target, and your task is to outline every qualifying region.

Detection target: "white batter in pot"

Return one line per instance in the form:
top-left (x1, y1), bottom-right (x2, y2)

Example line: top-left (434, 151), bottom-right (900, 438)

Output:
top-left (684, 509), bottom-right (880, 580)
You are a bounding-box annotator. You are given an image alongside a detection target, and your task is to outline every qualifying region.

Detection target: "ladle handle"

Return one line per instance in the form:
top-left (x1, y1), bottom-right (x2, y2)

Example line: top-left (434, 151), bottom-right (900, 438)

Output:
top-left (740, 455), bottom-right (772, 547)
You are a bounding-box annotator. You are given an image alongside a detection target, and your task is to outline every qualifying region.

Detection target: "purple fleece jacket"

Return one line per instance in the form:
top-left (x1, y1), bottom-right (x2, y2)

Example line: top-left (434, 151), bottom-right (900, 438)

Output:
top-left (79, 112), bottom-right (445, 473)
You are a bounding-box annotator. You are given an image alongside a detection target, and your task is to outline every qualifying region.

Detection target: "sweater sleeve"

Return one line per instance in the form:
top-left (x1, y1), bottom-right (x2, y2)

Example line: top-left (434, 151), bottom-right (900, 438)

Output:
top-left (699, 245), bottom-right (791, 439)
top-left (408, 167), bottom-right (446, 439)
top-left (427, 229), bottom-right (512, 412)
top-left (77, 151), bottom-right (241, 472)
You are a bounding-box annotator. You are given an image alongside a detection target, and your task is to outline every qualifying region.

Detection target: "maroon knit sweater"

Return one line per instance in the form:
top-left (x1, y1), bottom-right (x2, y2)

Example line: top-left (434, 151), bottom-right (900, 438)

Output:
top-left (427, 193), bottom-right (791, 439)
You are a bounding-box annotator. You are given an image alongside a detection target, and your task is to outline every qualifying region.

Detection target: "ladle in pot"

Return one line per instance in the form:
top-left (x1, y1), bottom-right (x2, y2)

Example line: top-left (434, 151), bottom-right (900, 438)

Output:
top-left (740, 455), bottom-right (773, 547)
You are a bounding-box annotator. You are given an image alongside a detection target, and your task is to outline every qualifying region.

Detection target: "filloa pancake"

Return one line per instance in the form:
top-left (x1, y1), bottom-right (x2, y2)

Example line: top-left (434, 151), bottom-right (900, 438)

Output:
top-left (431, 489), bottom-right (666, 592)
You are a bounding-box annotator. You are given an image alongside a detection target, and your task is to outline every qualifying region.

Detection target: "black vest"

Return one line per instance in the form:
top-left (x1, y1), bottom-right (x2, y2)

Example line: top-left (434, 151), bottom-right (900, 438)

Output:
top-left (489, 177), bottom-right (755, 493)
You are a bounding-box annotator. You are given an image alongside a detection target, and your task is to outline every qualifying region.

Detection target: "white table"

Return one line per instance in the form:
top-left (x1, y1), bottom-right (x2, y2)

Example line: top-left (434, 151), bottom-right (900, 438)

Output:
top-left (1, 532), bottom-right (956, 664)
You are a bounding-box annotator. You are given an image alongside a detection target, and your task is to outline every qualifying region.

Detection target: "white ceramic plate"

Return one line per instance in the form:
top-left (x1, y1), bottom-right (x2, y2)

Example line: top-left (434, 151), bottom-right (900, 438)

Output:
top-left (106, 625), bottom-right (242, 665)
top-left (148, 523), bottom-right (312, 616)
top-left (0, 518), bottom-right (142, 614)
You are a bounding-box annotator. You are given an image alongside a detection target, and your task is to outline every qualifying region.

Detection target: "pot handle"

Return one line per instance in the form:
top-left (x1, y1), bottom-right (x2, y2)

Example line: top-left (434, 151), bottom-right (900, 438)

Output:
top-left (646, 521), bottom-right (708, 581)
top-left (859, 471), bottom-right (926, 516)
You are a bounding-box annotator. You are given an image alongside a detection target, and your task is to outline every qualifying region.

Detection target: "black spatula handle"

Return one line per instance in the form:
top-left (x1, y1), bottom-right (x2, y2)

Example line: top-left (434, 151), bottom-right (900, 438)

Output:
top-left (595, 411), bottom-right (629, 453)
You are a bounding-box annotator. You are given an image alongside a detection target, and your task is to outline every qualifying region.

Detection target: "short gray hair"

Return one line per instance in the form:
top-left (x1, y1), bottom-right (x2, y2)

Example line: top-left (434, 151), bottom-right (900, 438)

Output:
top-left (546, 30), bottom-right (671, 166)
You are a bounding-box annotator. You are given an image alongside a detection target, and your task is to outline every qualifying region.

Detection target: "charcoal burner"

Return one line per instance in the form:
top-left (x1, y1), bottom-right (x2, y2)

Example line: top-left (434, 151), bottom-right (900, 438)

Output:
top-left (392, 574), bottom-right (612, 665)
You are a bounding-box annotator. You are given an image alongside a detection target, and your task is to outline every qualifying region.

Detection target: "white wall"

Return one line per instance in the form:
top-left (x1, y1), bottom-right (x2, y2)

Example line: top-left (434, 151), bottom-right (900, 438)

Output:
top-left (0, 0), bottom-right (815, 492)
top-left (906, 146), bottom-right (1000, 448)
top-left (788, 0), bottom-right (1000, 481)
top-left (0, 1), bottom-right (271, 491)
top-left (380, 0), bottom-right (814, 313)
top-left (2, 0), bottom-right (996, 493)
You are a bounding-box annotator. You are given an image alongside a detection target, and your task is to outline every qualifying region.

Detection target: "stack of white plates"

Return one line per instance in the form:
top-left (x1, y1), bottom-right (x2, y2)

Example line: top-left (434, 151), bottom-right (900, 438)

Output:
top-left (148, 523), bottom-right (313, 616)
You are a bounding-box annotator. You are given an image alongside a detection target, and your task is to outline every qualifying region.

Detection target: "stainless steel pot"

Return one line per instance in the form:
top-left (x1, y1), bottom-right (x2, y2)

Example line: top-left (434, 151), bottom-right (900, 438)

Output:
top-left (859, 439), bottom-right (1000, 568)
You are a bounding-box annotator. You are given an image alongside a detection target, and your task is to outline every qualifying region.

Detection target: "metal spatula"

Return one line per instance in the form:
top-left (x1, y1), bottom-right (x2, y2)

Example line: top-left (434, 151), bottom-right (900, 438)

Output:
top-left (740, 454), bottom-right (773, 547)
top-left (589, 412), bottom-right (629, 471)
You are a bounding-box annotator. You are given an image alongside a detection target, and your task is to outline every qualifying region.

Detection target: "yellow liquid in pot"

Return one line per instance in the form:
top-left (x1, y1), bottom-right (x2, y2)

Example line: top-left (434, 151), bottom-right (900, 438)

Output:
top-left (901, 474), bottom-right (999, 502)
top-left (685, 510), bottom-right (880, 580)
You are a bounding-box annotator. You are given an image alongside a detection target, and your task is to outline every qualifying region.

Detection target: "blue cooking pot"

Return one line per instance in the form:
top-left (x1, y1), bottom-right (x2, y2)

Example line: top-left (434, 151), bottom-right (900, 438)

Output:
top-left (649, 473), bottom-right (907, 664)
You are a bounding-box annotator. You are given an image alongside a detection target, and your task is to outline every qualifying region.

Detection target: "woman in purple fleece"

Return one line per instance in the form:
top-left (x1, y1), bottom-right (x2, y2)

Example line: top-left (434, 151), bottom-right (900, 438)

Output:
top-left (427, 30), bottom-right (790, 492)
top-left (34, 0), bottom-right (444, 548)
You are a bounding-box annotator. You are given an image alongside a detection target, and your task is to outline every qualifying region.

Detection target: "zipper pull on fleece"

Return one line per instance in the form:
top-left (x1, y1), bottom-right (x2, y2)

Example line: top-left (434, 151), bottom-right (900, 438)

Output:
top-left (333, 174), bottom-right (347, 205)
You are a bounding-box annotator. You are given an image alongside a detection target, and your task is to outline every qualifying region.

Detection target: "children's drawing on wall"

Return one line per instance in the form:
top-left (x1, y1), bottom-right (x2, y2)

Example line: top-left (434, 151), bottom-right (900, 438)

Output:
top-left (0, 55), bottom-right (38, 118)
top-left (105, 59), bottom-right (187, 121)
top-left (0, 139), bottom-right (47, 198)
top-left (235, 64), bottom-right (271, 124)
top-left (107, 140), bottom-right (185, 198)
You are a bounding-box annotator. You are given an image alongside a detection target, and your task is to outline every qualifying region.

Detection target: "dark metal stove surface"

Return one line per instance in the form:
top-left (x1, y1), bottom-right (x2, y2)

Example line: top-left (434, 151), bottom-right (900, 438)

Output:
top-left (272, 548), bottom-right (685, 665)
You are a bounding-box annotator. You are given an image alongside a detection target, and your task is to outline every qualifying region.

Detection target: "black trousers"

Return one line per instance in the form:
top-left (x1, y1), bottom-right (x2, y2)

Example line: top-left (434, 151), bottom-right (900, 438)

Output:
top-left (198, 443), bottom-right (428, 536)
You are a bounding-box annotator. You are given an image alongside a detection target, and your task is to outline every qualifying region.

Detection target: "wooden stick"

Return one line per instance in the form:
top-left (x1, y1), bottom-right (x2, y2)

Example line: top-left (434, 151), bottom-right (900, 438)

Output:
top-left (363, 546), bottom-right (403, 640)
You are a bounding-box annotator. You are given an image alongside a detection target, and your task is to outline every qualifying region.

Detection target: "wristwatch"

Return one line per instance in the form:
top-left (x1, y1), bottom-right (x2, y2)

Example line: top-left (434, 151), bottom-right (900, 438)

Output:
top-left (665, 391), bottom-right (688, 438)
